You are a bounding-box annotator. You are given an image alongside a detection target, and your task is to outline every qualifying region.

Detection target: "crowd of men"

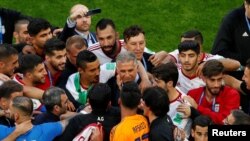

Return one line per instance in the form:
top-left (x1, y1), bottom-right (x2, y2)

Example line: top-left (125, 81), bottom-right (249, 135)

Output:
top-left (0, 1), bottom-right (250, 141)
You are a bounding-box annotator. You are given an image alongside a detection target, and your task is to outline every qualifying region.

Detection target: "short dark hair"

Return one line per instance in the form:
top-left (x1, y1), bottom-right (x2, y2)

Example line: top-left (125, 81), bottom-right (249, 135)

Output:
top-left (192, 115), bottom-right (213, 130)
top-left (246, 58), bottom-right (250, 69)
top-left (231, 109), bottom-right (250, 125)
top-left (18, 54), bottom-right (43, 74)
top-left (88, 83), bottom-right (111, 112)
top-left (178, 40), bottom-right (200, 54)
top-left (96, 18), bottom-right (116, 31)
top-left (181, 30), bottom-right (203, 45)
top-left (12, 96), bottom-right (33, 116)
top-left (202, 59), bottom-right (224, 78)
top-left (0, 44), bottom-right (18, 61)
top-left (120, 81), bottom-right (141, 109)
top-left (42, 87), bottom-right (66, 112)
top-left (0, 80), bottom-right (23, 99)
top-left (246, 0), bottom-right (250, 5)
top-left (28, 18), bottom-right (51, 36)
top-left (152, 62), bottom-right (179, 87)
top-left (143, 86), bottom-right (170, 117)
top-left (123, 25), bottom-right (145, 43)
top-left (76, 50), bottom-right (97, 69)
top-left (44, 38), bottom-right (65, 56)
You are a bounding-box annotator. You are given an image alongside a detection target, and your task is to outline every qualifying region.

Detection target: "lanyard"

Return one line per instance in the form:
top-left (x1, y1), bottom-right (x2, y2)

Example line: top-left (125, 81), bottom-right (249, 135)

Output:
top-left (0, 17), bottom-right (3, 44)
top-left (245, 15), bottom-right (250, 32)
top-left (44, 63), bottom-right (53, 87)
top-left (89, 33), bottom-right (97, 44)
top-left (198, 89), bottom-right (216, 112)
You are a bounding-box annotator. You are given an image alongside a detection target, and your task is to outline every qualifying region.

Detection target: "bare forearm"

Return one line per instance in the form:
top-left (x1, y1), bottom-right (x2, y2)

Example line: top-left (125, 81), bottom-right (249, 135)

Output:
top-left (23, 86), bottom-right (44, 99)
top-left (219, 58), bottom-right (241, 71)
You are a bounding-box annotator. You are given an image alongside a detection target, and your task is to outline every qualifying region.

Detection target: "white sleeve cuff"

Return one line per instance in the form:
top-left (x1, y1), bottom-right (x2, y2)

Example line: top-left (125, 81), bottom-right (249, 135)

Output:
top-left (67, 18), bottom-right (76, 28)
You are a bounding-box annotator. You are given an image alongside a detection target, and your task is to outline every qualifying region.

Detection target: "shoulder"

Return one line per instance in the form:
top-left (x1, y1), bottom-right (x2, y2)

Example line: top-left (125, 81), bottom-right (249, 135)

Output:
top-left (222, 86), bottom-right (240, 95)
top-left (188, 87), bottom-right (203, 96)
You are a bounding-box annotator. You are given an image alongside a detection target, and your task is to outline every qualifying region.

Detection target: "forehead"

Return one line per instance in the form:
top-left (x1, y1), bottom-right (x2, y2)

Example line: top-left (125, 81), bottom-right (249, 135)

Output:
top-left (85, 60), bottom-right (100, 68)
top-left (207, 73), bottom-right (223, 79)
top-left (96, 25), bottom-right (115, 37)
top-left (34, 63), bottom-right (45, 70)
top-left (126, 33), bottom-right (145, 42)
top-left (51, 49), bottom-right (66, 56)
top-left (36, 28), bottom-right (51, 36)
top-left (179, 49), bottom-right (197, 55)
top-left (117, 60), bottom-right (136, 68)
top-left (245, 67), bottom-right (250, 75)
top-left (194, 125), bottom-right (208, 132)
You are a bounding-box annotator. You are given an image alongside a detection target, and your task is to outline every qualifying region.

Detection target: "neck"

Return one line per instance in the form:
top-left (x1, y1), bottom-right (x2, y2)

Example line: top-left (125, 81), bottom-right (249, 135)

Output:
top-left (205, 88), bottom-right (215, 102)
top-left (16, 116), bottom-right (32, 125)
top-left (148, 113), bottom-right (158, 124)
top-left (76, 29), bottom-right (90, 35)
top-left (22, 77), bottom-right (34, 86)
top-left (45, 61), bottom-right (57, 76)
top-left (120, 105), bottom-right (137, 120)
top-left (182, 66), bottom-right (198, 78)
top-left (34, 46), bottom-right (44, 56)
top-left (80, 77), bottom-right (91, 89)
top-left (168, 88), bottom-right (180, 102)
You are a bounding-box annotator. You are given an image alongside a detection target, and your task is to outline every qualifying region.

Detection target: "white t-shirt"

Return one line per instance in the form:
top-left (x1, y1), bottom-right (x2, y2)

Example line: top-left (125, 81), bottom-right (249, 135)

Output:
top-left (168, 88), bottom-right (192, 138)
top-left (176, 67), bottom-right (205, 94)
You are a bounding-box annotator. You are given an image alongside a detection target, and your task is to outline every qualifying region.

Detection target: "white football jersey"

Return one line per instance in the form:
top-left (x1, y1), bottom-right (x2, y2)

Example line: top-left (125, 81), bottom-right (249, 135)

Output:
top-left (176, 67), bottom-right (205, 94)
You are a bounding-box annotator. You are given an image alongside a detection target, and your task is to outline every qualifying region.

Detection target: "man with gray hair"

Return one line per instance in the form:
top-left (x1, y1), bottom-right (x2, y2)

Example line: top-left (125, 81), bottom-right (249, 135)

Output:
top-left (33, 87), bottom-right (69, 125)
top-left (101, 51), bottom-right (148, 106)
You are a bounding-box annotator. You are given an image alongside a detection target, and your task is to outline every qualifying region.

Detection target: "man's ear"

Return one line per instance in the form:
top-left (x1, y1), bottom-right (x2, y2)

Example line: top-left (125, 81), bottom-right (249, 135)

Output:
top-left (191, 129), bottom-right (195, 137)
top-left (115, 32), bottom-right (119, 40)
top-left (166, 80), bottom-right (173, 87)
top-left (0, 98), bottom-right (8, 110)
top-left (0, 61), bottom-right (5, 69)
top-left (78, 67), bottom-right (84, 73)
top-left (14, 113), bottom-right (19, 122)
top-left (13, 32), bottom-right (18, 40)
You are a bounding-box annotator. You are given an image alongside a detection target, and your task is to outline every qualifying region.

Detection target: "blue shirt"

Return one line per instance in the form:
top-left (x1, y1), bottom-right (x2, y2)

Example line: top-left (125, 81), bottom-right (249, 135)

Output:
top-left (0, 122), bottom-right (62, 141)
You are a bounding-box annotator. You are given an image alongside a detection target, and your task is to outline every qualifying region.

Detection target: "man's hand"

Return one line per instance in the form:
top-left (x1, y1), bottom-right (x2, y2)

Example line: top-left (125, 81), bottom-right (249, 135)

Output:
top-left (183, 96), bottom-right (198, 109)
top-left (15, 120), bottom-right (33, 136)
top-left (148, 51), bottom-right (168, 67)
top-left (90, 125), bottom-right (103, 141)
top-left (67, 100), bottom-right (76, 112)
top-left (69, 7), bottom-right (88, 22)
top-left (177, 104), bottom-right (191, 118)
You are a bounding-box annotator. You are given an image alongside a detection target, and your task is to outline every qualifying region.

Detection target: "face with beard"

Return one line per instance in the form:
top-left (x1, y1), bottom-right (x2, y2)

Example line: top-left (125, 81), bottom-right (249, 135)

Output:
top-left (204, 73), bottom-right (224, 96)
top-left (31, 63), bottom-right (47, 85)
top-left (178, 50), bottom-right (199, 72)
top-left (96, 25), bottom-right (118, 56)
top-left (46, 49), bottom-right (67, 71)
top-left (80, 59), bottom-right (100, 85)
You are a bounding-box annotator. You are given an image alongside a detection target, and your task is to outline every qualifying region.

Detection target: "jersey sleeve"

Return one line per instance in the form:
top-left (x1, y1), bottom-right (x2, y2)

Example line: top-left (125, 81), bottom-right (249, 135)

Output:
top-left (41, 122), bottom-right (63, 140)
top-left (169, 49), bottom-right (179, 63)
top-left (0, 125), bottom-right (14, 140)
top-left (100, 62), bottom-right (116, 83)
